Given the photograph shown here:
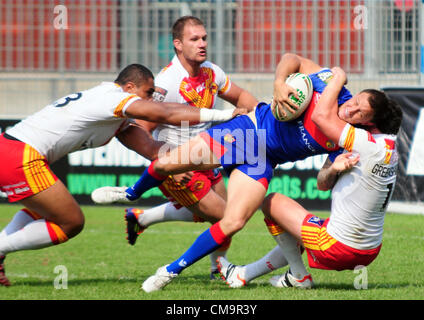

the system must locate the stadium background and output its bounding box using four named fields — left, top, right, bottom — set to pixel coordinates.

left=0, top=0, right=423, bottom=212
